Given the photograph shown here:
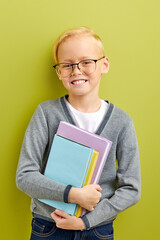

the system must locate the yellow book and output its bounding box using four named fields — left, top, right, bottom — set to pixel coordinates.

left=75, top=150, right=99, bottom=217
